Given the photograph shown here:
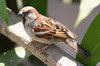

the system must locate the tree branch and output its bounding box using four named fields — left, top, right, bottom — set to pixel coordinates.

left=0, top=8, right=83, bottom=66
